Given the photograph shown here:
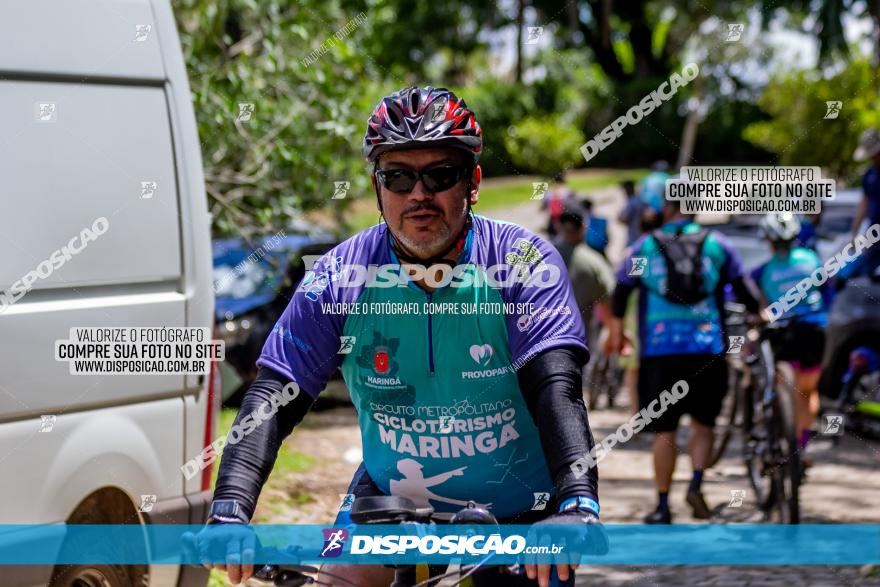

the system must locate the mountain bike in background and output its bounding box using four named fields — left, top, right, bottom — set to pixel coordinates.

left=708, top=304, right=800, bottom=523
left=743, top=323, right=800, bottom=524
left=707, top=302, right=749, bottom=468
left=584, top=350, right=623, bottom=411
